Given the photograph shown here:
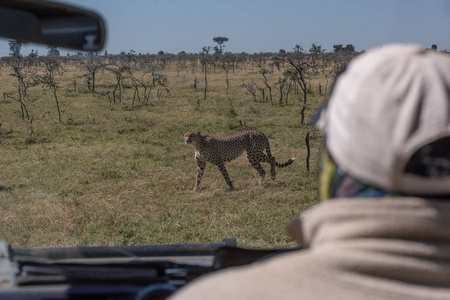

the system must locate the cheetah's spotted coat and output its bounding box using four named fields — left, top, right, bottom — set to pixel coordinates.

left=184, top=130, right=295, bottom=191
